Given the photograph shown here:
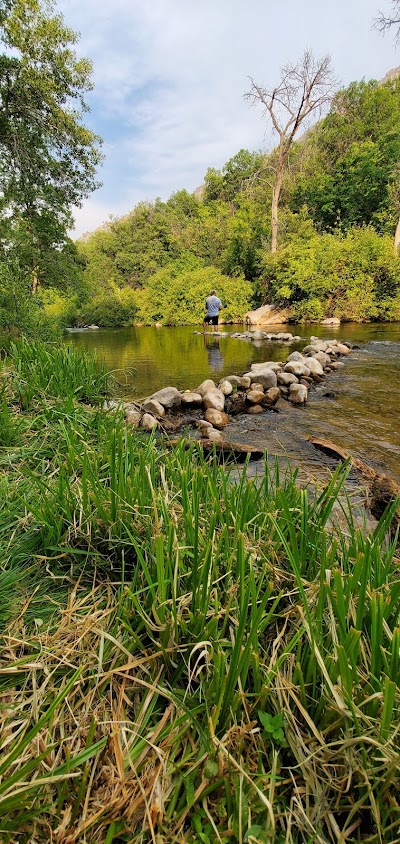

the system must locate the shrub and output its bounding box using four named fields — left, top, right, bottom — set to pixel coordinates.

left=261, top=224, right=400, bottom=321
left=136, top=264, right=253, bottom=324
left=79, top=288, right=139, bottom=327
